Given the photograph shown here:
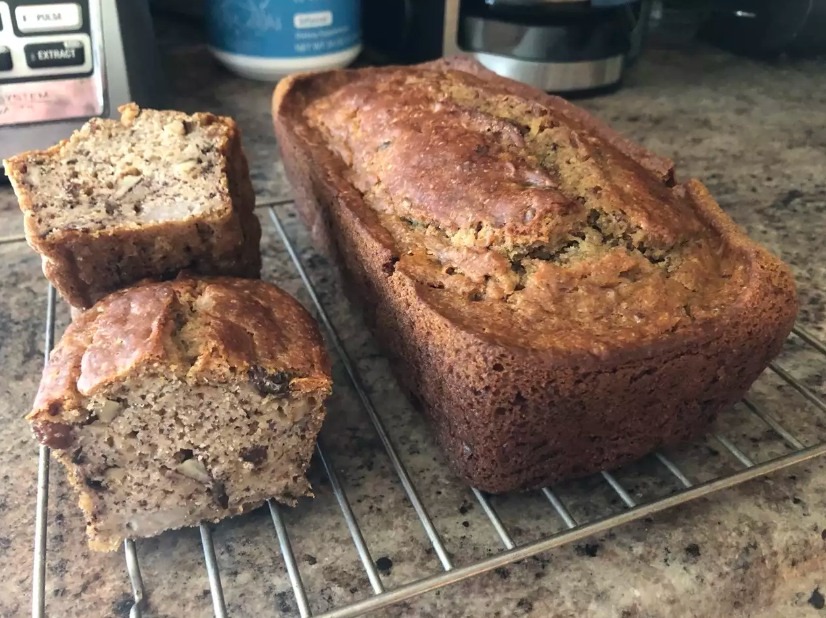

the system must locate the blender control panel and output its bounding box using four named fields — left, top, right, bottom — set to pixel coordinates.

left=0, top=0, right=102, bottom=127
left=0, top=1, right=93, bottom=83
